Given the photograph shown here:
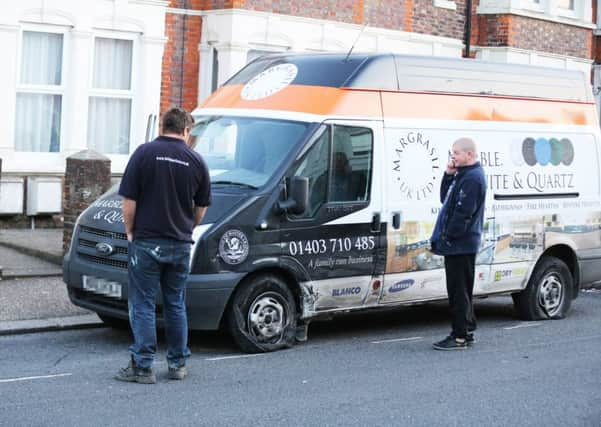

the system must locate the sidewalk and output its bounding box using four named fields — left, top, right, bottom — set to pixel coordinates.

left=0, top=228, right=103, bottom=335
